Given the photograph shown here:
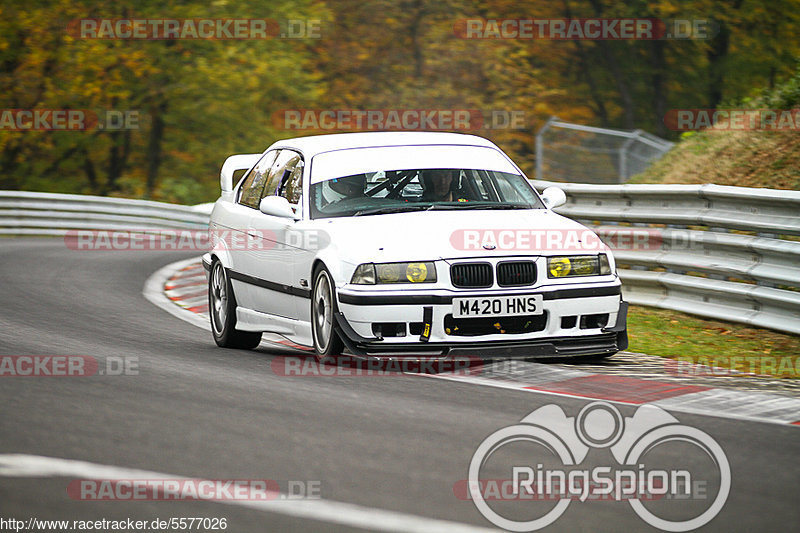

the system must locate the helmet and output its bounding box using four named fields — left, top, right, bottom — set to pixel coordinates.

left=329, top=174, right=367, bottom=196
left=421, top=169, right=458, bottom=196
